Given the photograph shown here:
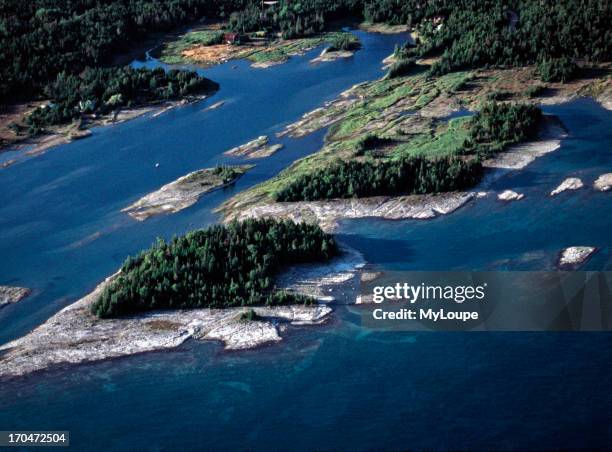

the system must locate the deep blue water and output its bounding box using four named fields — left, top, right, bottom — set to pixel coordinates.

left=1, top=29, right=612, bottom=450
